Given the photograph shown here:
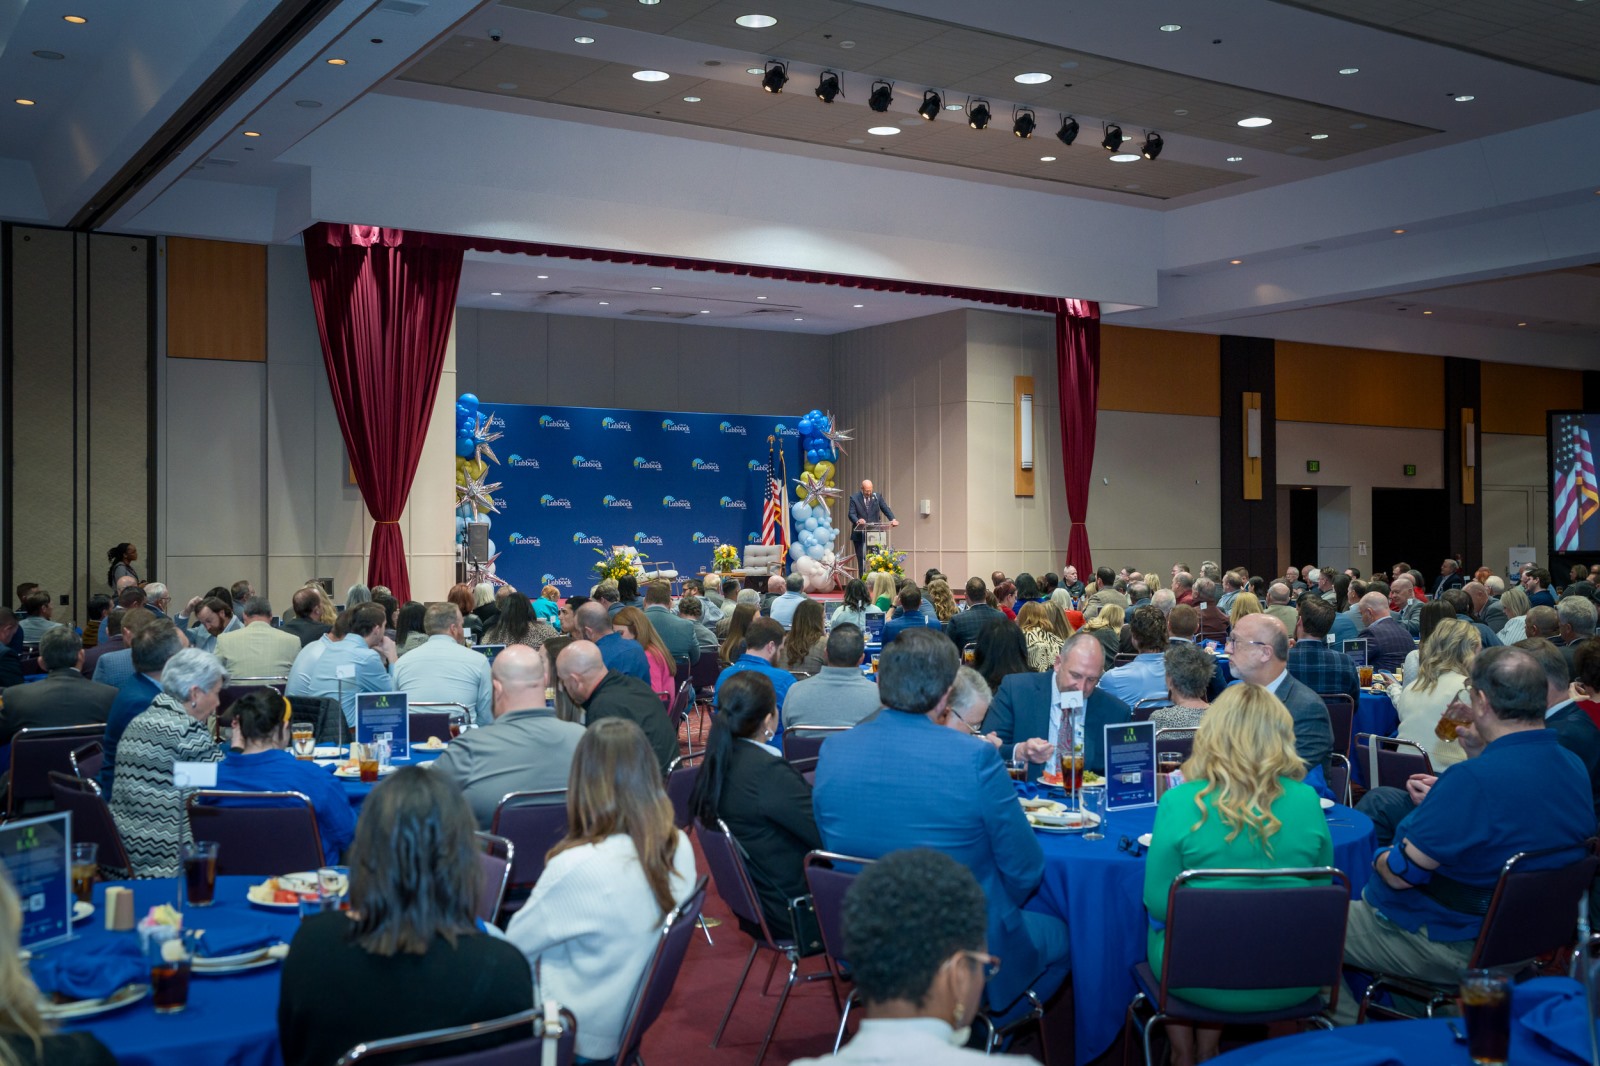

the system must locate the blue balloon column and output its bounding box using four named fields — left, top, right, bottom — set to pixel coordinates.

left=790, top=409, right=843, bottom=589
left=453, top=393, right=503, bottom=585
